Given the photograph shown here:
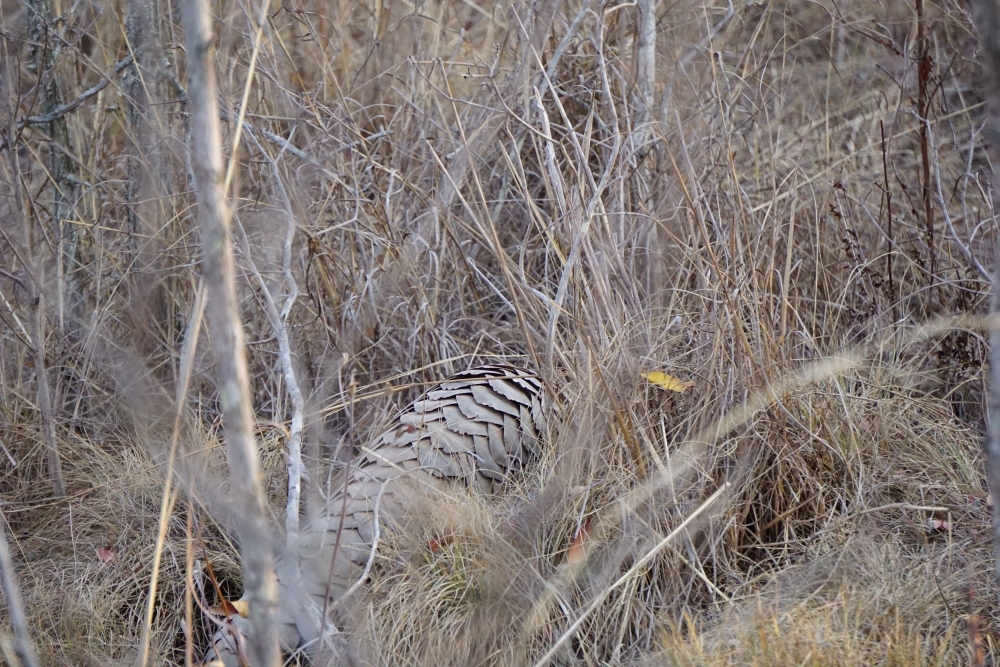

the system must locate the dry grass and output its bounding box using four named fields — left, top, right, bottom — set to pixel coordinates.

left=0, top=0, right=995, bottom=665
